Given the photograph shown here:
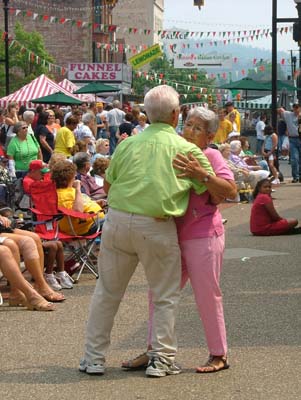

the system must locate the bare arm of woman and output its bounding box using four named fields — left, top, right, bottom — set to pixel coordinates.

left=72, top=180, right=84, bottom=212
left=173, top=153, right=237, bottom=201
left=264, top=200, right=282, bottom=221
left=39, top=135, right=53, bottom=154
left=103, top=179, right=111, bottom=194
left=271, top=133, right=278, bottom=152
